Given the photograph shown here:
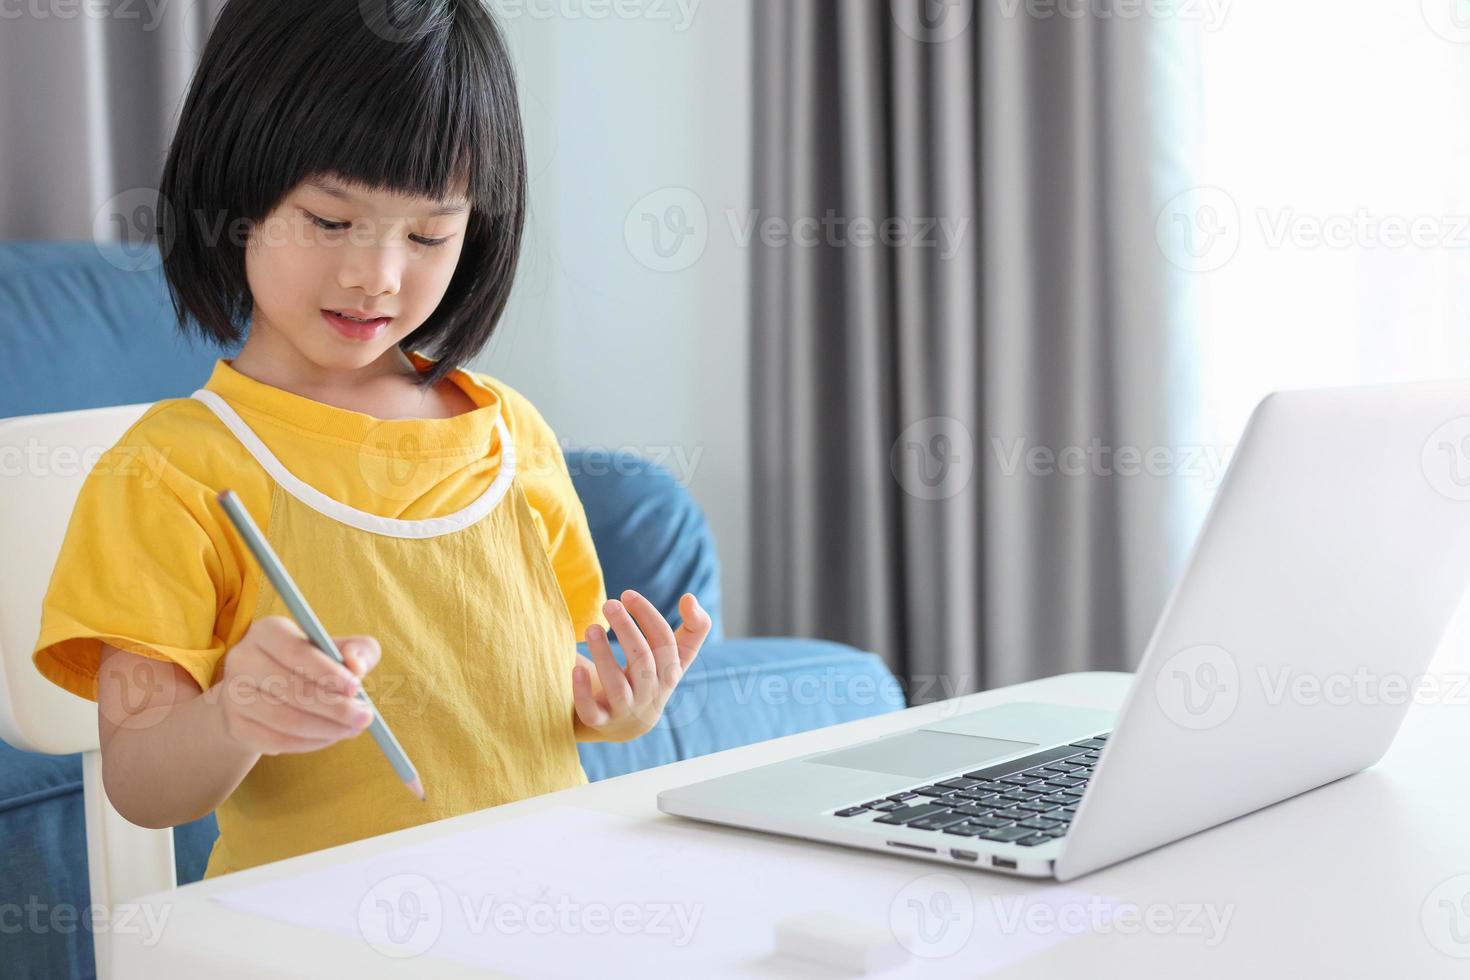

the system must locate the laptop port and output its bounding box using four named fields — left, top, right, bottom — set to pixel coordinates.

left=949, top=849, right=978, bottom=862
left=992, top=856, right=1018, bottom=870
left=886, top=841, right=937, bottom=854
